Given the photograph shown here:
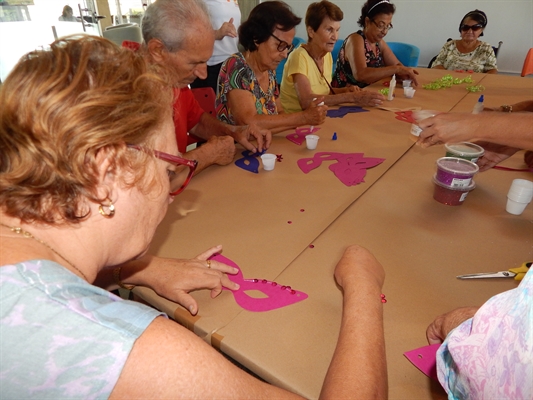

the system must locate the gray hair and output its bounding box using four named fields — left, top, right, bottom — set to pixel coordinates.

left=142, top=0, right=211, bottom=52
